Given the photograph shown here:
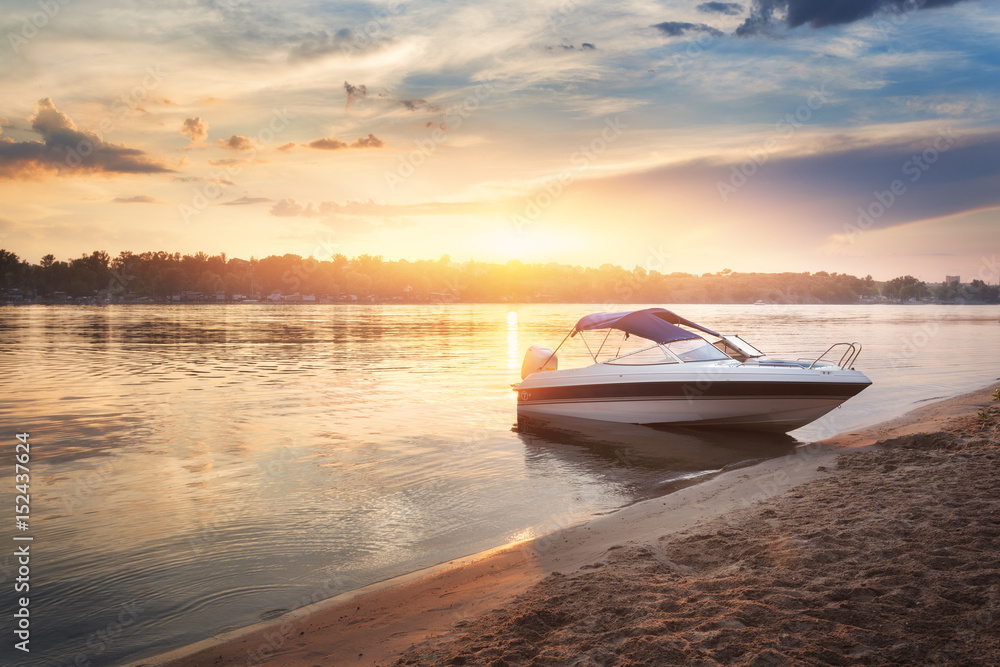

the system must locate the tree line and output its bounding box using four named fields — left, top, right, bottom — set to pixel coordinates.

left=0, top=249, right=997, bottom=304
